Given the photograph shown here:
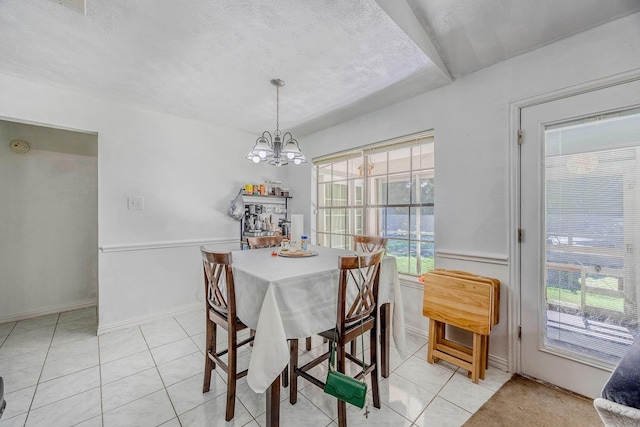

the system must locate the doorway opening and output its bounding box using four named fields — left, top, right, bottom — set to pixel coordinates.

left=0, top=118, right=99, bottom=324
